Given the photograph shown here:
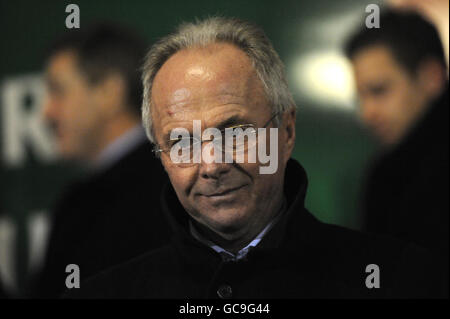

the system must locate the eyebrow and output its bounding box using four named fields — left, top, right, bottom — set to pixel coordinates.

left=214, top=115, right=250, bottom=130
left=161, top=114, right=250, bottom=143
